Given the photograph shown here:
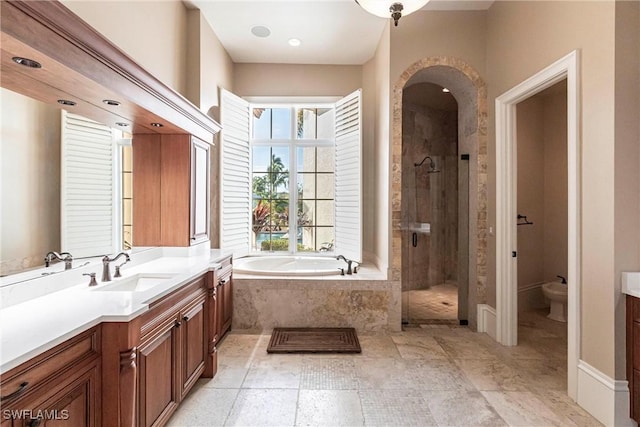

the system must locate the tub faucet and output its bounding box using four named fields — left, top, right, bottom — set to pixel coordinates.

left=44, top=251, right=73, bottom=270
left=337, top=255, right=358, bottom=275
left=102, top=252, right=130, bottom=282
